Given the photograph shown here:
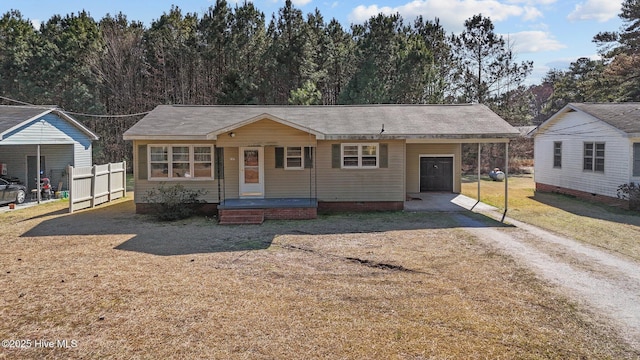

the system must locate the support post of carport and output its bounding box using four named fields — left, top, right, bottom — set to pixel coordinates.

left=472, top=143, right=481, bottom=210
left=477, top=143, right=481, bottom=201
left=501, top=141, right=509, bottom=222
left=36, top=144, right=41, bottom=204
